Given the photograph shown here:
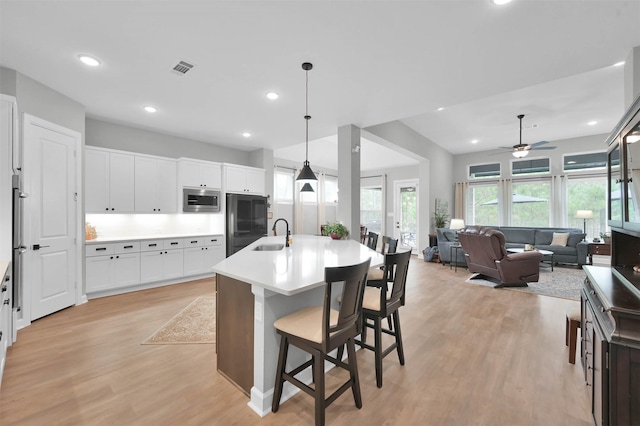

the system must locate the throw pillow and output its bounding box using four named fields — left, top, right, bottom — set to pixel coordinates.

left=567, top=233, right=586, bottom=247
left=550, top=232, right=570, bottom=247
